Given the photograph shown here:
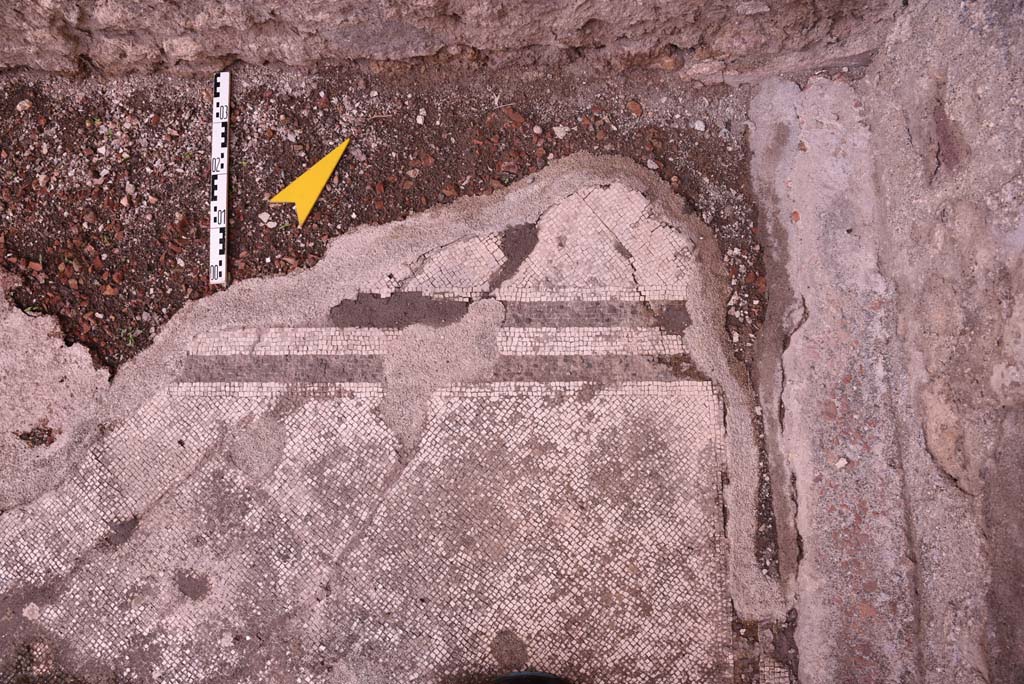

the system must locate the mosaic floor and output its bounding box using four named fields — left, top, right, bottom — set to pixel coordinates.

left=0, top=184, right=732, bottom=683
